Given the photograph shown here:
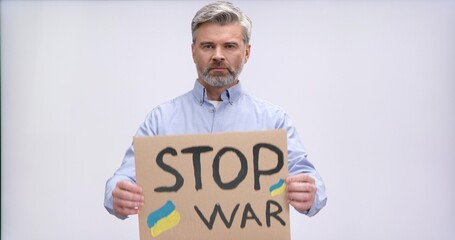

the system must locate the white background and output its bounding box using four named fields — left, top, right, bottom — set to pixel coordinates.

left=2, top=0, right=455, bottom=239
